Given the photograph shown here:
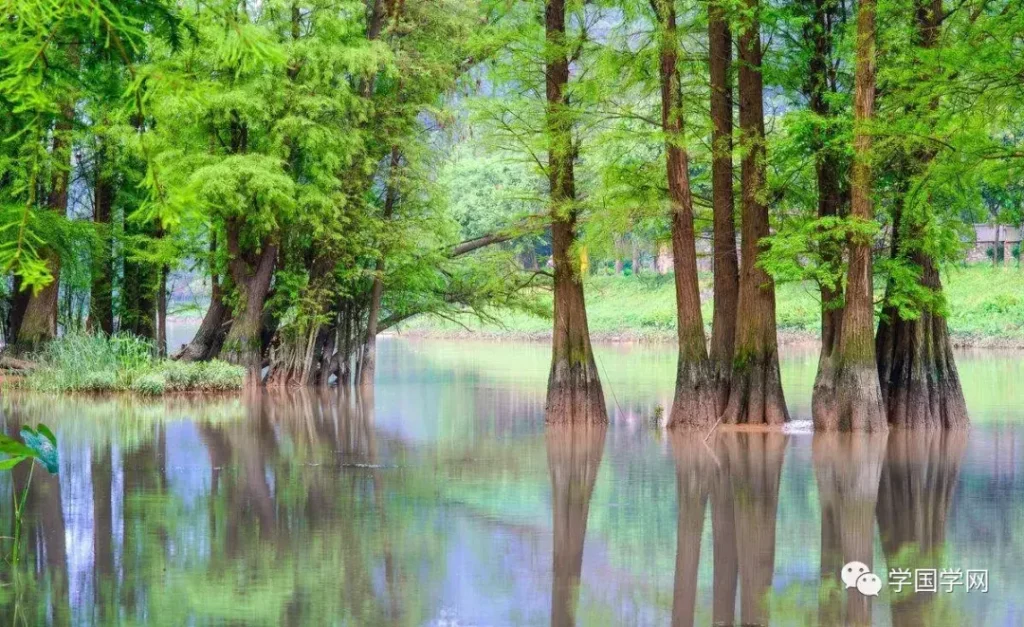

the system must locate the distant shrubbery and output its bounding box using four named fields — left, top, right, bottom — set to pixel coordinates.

left=19, top=333, right=246, bottom=395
